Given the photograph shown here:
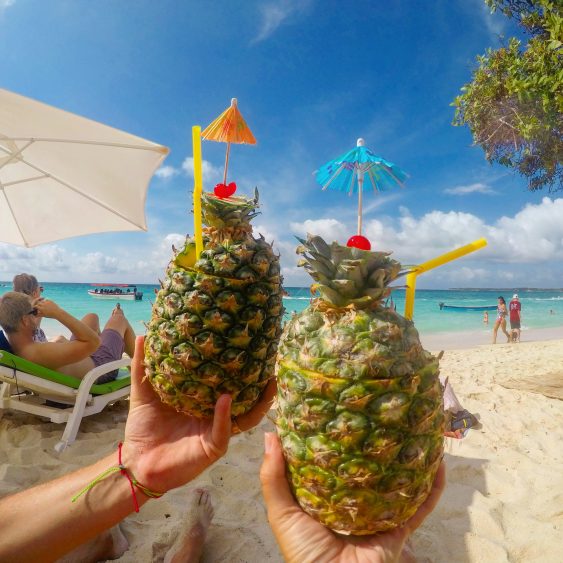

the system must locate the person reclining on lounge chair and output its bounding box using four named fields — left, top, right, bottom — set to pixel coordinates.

left=0, top=292, right=135, bottom=383
left=12, top=273, right=48, bottom=343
